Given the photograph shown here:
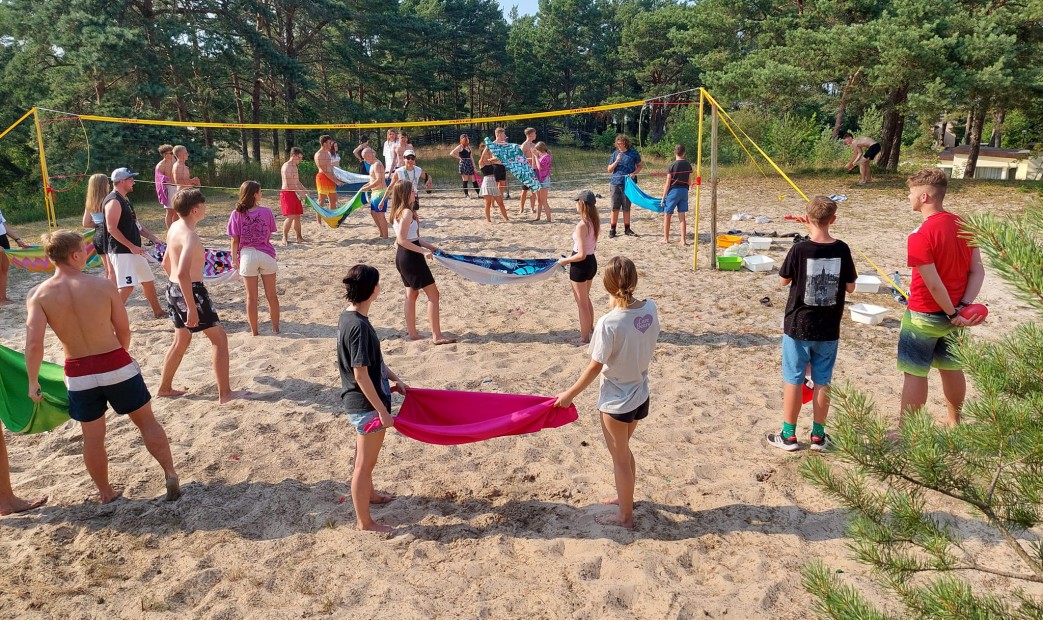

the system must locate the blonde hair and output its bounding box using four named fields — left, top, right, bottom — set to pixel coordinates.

left=806, top=196, right=838, bottom=225
left=603, top=256, right=638, bottom=309
left=84, top=173, right=109, bottom=215
left=535, top=142, right=549, bottom=154
left=43, top=230, right=83, bottom=263
left=389, top=181, right=415, bottom=224
left=907, top=168, right=948, bottom=198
